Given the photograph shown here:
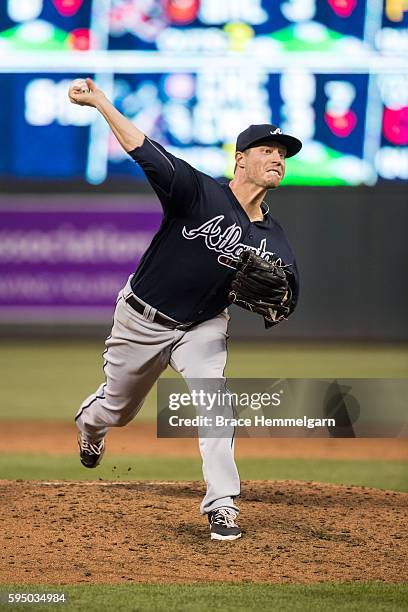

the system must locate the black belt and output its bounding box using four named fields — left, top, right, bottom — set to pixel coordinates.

left=125, top=295, right=196, bottom=331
